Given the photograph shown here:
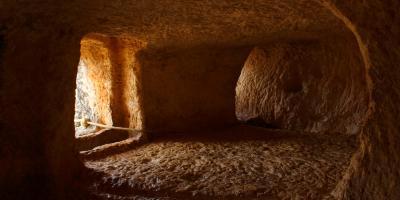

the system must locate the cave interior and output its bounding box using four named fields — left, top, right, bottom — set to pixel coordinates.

left=1, top=0, right=400, bottom=200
